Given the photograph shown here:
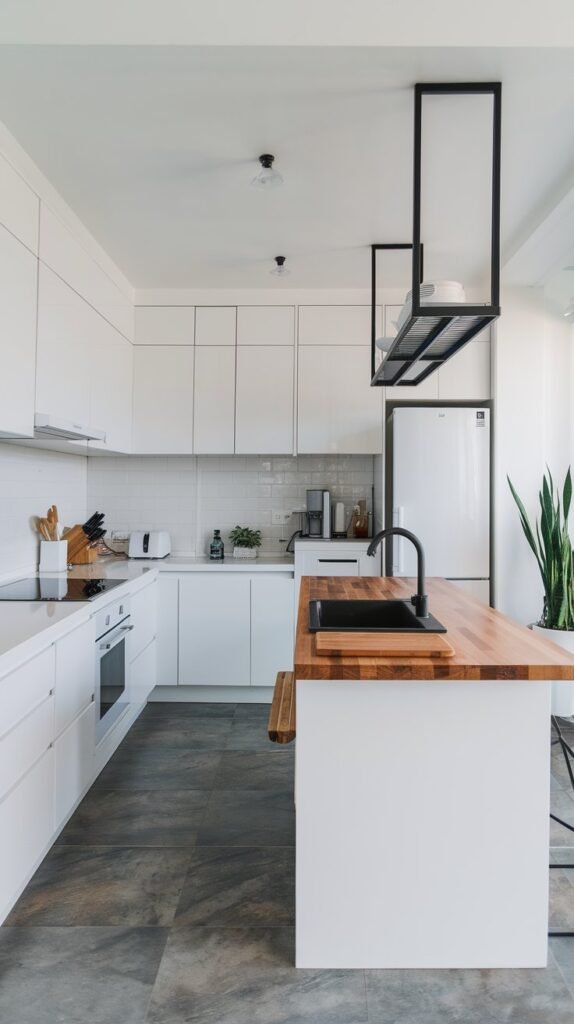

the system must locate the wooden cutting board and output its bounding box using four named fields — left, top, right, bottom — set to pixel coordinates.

left=314, top=631, right=455, bottom=659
